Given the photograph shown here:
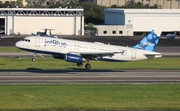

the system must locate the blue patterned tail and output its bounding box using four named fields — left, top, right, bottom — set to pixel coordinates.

left=133, top=29, right=161, bottom=51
